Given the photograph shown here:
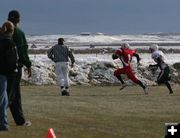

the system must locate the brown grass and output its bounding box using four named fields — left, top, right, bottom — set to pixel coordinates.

left=0, top=85, right=180, bottom=138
